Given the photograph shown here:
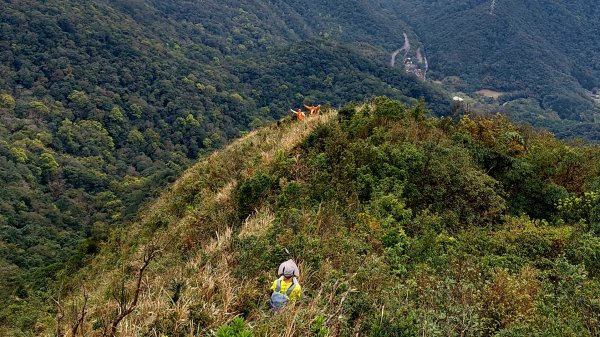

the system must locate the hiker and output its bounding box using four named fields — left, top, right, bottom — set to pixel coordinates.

left=290, top=108, right=305, bottom=121
left=269, top=259, right=302, bottom=310
left=304, top=105, right=321, bottom=116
